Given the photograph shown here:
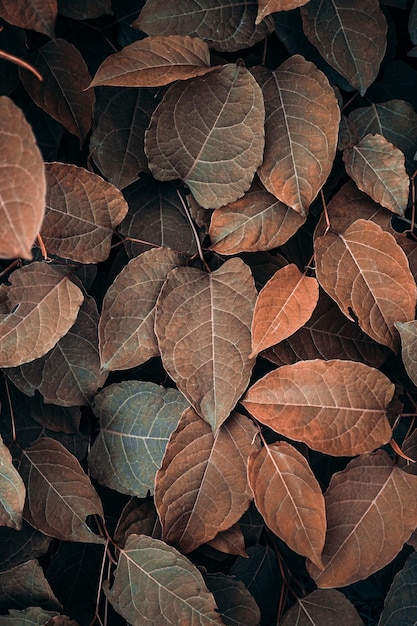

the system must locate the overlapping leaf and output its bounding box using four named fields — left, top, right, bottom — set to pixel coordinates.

left=57, top=0, right=112, bottom=19
left=0, top=607, right=66, bottom=624
left=307, top=451, right=417, bottom=588
left=280, top=589, right=364, bottom=626
left=145, top=63, right=265, bottom=209
left=0, top=0, right=56, bottom=37
left=0, top=263, right=84, bottom=368
left=204, top=573, right=261, bottom=626
left=155, top=408, right=259, bottom=553
left=155, top=258, right=257, bottom=431
left=0, top=97, right=45, bottom=260
left=0, top=435, right=25, bottom=530
left=0, top=521, right=51, bottom=573
left=0, top=559, right=61, bottom=613
left=253, top=56, right=340, bottom=215
left=88, top=381, right=189, bottom=496
left=206, top=524, right=247, bottom=557
left=395, top=320, right=417, bottom=387
left=242, top=359, right=394, bottom=456
left=379, top=552, right=417, bottom=625
left=256, top=0, right=310, bottom=24
left=315, top=219, right=417, bottom=352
